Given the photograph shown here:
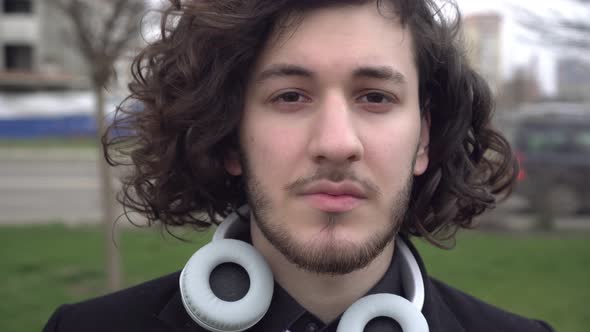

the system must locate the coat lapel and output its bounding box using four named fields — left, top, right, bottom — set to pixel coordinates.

left=422, top=278, right=467, bottom=332
left=402, top=237, right=466, bottom=332
left=157, top=290, right=207, bottom=332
